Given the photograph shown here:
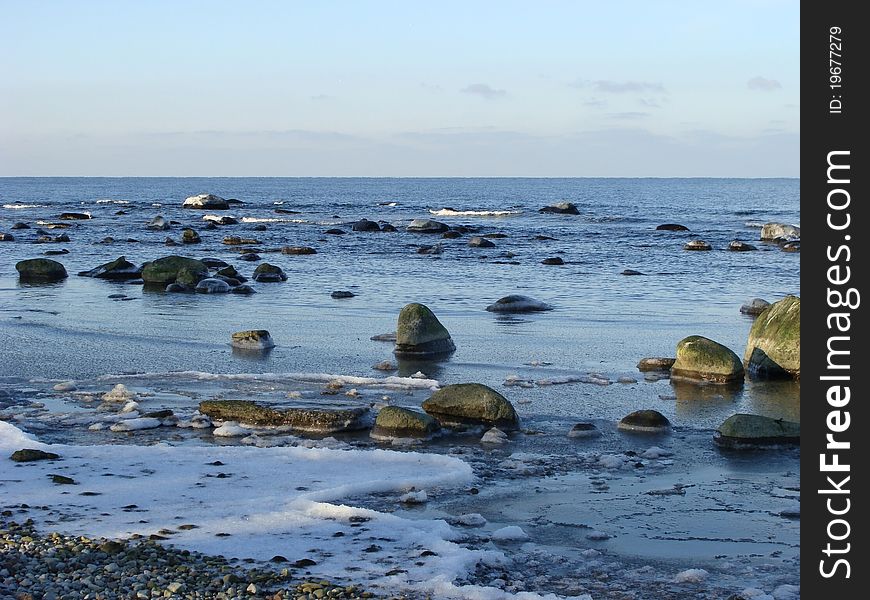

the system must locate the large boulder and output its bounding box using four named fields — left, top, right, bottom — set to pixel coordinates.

left=15, top=258, right=68, bottom=282
left=760, top=223, right=800, bottom=241
left=539, top=202, right=579, bottom=215
left=352, top=218, right=381, bottom=232
left=743, top=295, right=800, bottom=379
left=485, top=295, right=553, bottom=313
left=407, top=219, right=449, bottom=234
left=252, top=263, right=287, bottom=282
left=394, top=303, right=456, bottom=358
left=422, top=383, right=519, bottom=430
left=183, top=194, right=229, bottom=210
left=671, top=336, right=744, bottom=384
left=78, top=256, right=142, bottom=280
left=617, top=410, right=671, bottom=433
left=370, top=406, right=440, bottom=440
left=713, top=413, right=800, bottom=449
left=198, top=400, right=370, bottom=433
left=141, top=256, right=208, bottom=287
